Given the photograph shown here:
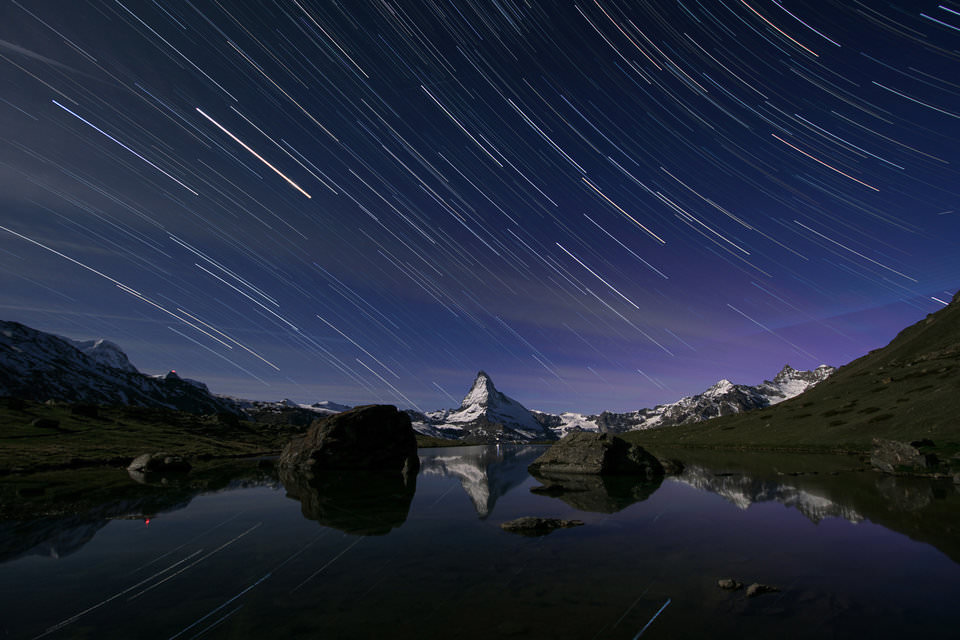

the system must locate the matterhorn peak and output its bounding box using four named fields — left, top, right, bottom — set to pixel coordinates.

left=462, top=370, right=499, bottom=409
